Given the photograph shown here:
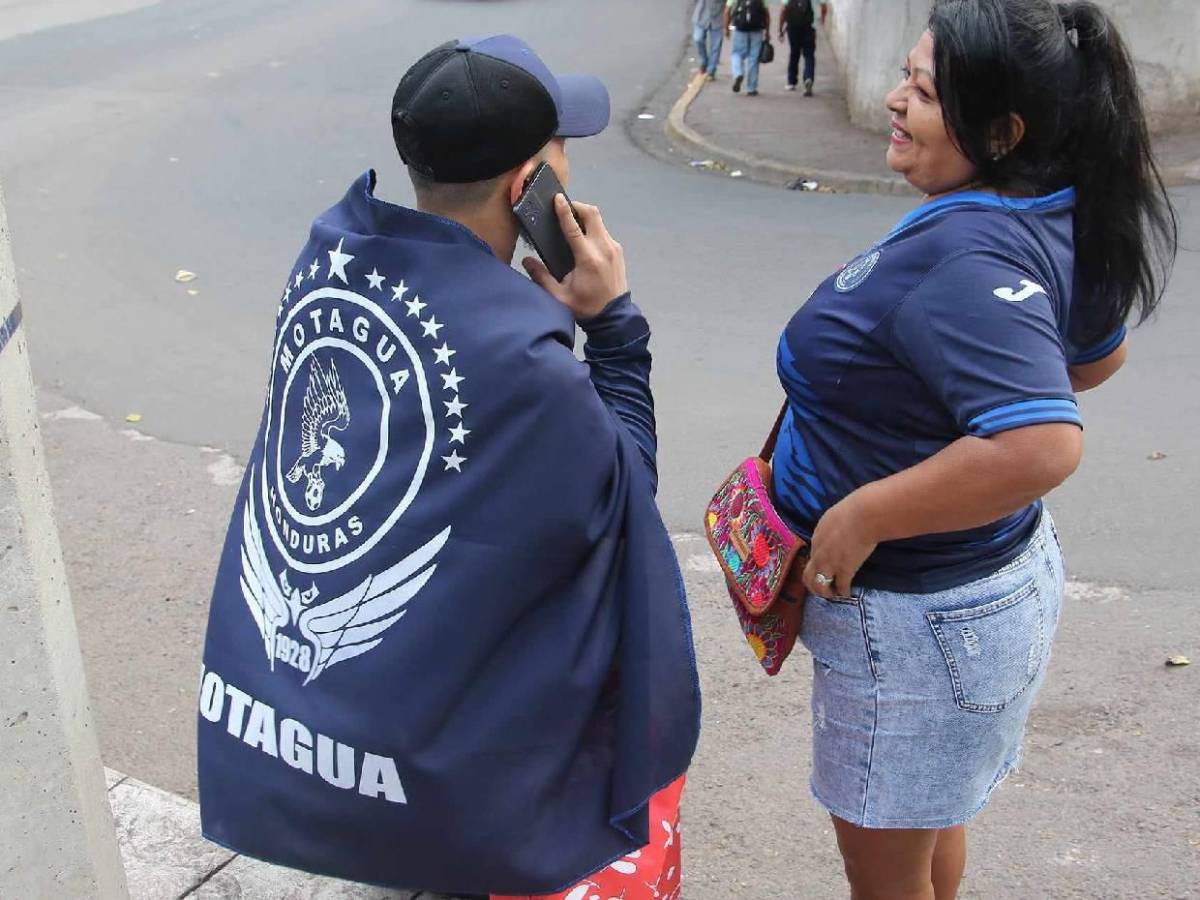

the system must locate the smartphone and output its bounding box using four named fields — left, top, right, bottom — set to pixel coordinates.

left=513, top=162, right=582, bottom=282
